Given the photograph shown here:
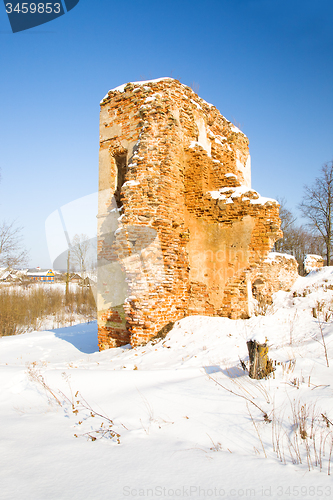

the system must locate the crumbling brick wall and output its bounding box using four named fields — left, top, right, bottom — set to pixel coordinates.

left=249, top=252, right=299, bottom=312
left=97, top=78, right=282, bottom=349
left=304, top=254, right=324, bottom=274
